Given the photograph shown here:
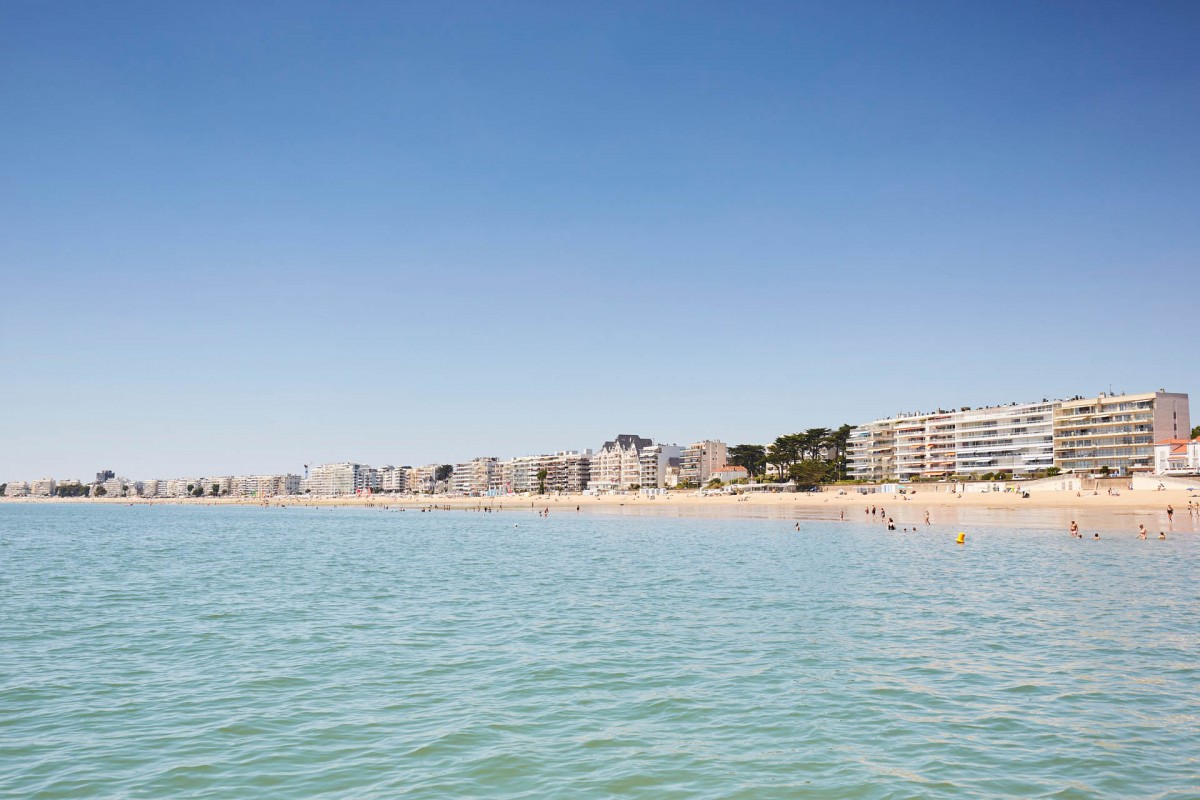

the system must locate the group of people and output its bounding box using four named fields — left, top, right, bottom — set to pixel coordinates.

left=1069, top=519, right=1168, bottom=540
